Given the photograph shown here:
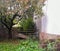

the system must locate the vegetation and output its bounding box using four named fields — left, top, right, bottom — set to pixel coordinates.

left=19, top=17, right=35, bottom=31
left=40, top=39, right=60, bottom=51
left=0, top=8, right=21, bottom=39
left=0, top=0, right=44, bottom=51
left=0, top=39, right=60, bottom=51
left=0, top=39, right=39, bottom=51
left=0, top=0, right=43, bottom=39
